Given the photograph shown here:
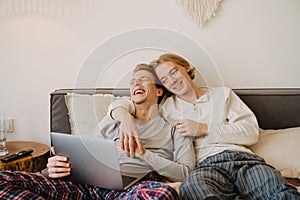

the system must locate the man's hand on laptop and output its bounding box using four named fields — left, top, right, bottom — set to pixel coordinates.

left=47, top=147, right=71, bottom=178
